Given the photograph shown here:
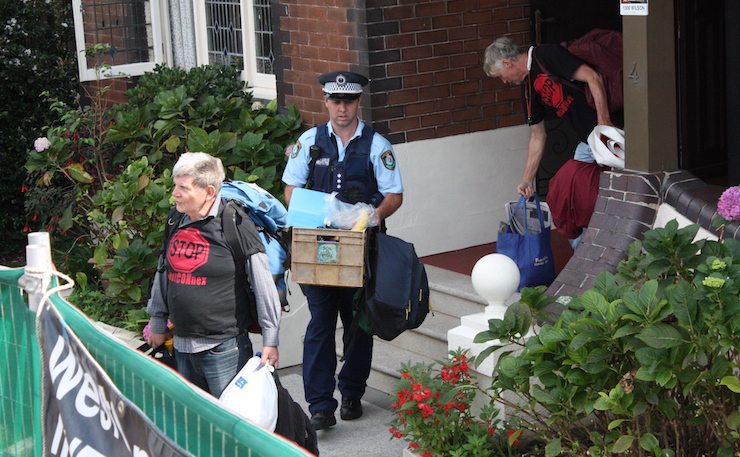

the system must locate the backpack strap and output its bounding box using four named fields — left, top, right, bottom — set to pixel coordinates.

left=157, top=207, right=185, bottom=273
